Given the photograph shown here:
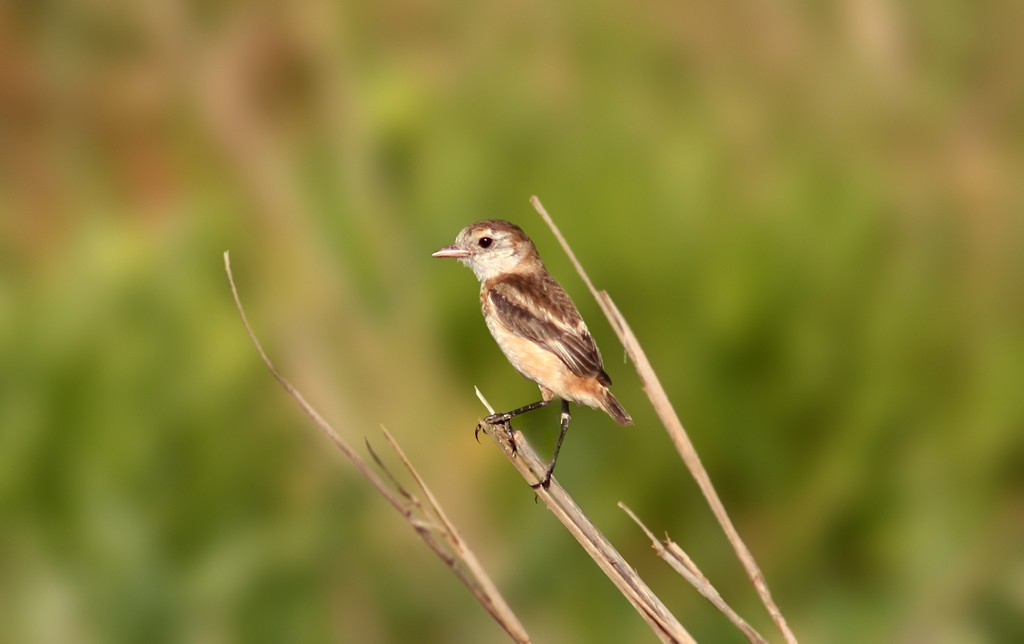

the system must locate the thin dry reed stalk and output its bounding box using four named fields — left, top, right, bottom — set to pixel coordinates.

left=226, top=191, right=795, bottom=642
left=620, top=504, right=768, bottom=644
left=530, top=196, right=797, bottom=644
left=224, top=251, right=531, bottom=644
left=474, top=390, right=696, bottom=644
